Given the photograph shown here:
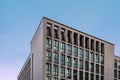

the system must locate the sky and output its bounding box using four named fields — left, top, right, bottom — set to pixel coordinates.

left=0, top=0, right=120, bottom=80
